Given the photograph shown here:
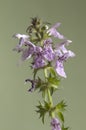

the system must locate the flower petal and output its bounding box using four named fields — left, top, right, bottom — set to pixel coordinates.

left=43, top=44, right=55, bottom=61
left=13, top=33, right=29, bottom=47
left=32, top=54, right=46, bottom=69
left=55, top=60, right=67, bottom=78
left=47, top=23, right=65, bottom=39
left=21, top=48, right=31, bottom=61
left=67, top=50, right=75, bottom=57
left=13, top=33, right=29, bottom=39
